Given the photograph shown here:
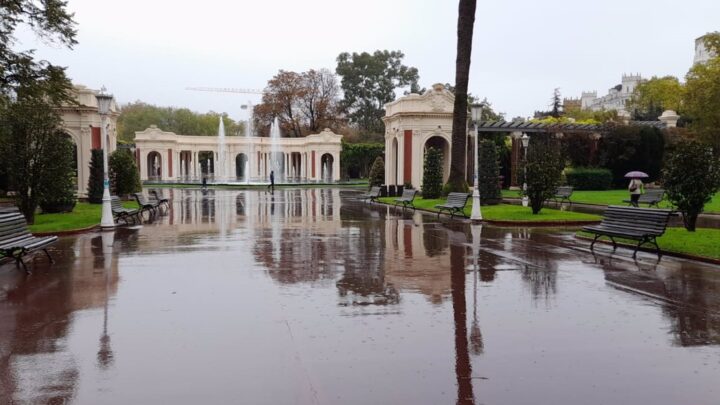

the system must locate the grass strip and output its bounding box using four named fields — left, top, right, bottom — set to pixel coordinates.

left=577, top=228, right=720, bottom=260
left=29, top=201, right=139, bottom=234
left=502, top=189, right=720, bottom=213
left=377, top=197, right=599, bottom=222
